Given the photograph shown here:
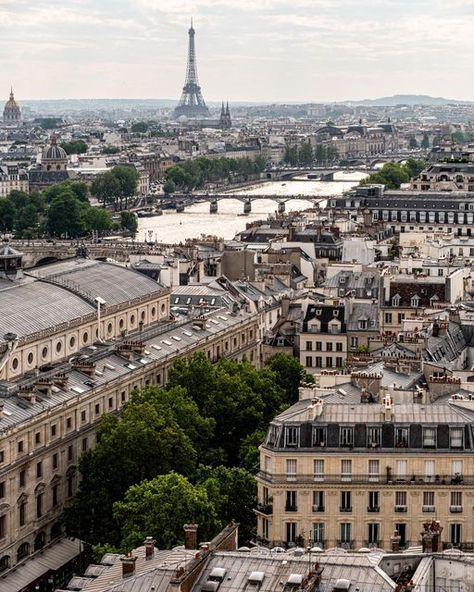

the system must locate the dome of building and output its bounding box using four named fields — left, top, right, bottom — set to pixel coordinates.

left=3, top=88, right=21, bottom=124
left=42, top=135, right=68, bottom=162
left=41, top=135, right=68, bottom=172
